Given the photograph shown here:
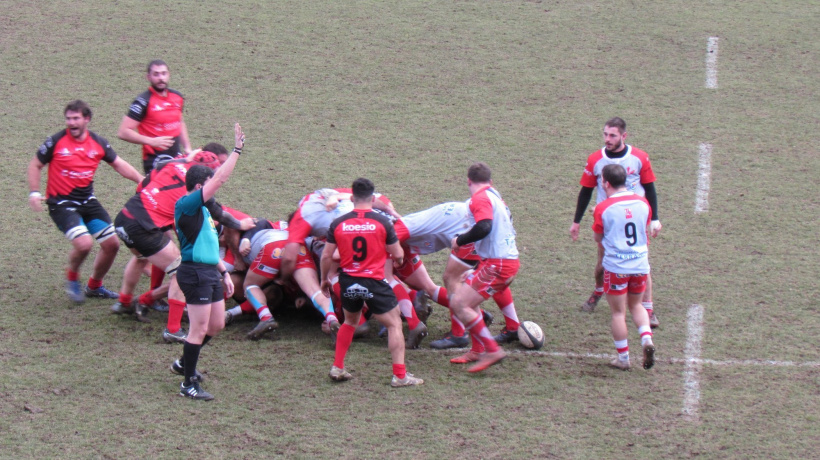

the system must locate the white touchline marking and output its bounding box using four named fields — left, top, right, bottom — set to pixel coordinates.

left=421, top=348, right=820, bottom=368
left=706, top=37, right=719, bottom=89
left=682, top=304, right=704, bottom=421
left=695, top=143, right=712, bottom=213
